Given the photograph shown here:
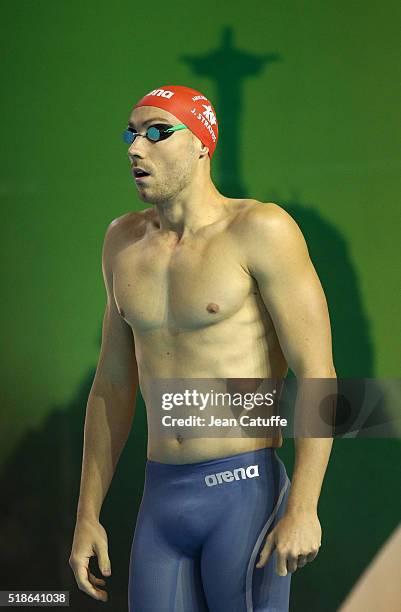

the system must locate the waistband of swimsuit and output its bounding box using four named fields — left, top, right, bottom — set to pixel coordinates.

left=146, top=446, right=280, bottom=474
